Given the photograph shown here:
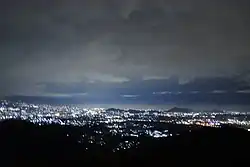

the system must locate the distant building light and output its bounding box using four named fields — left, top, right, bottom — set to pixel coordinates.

left=55, top=113, right=60, bottom=117
left=248, top=129, right=250, bottom=132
